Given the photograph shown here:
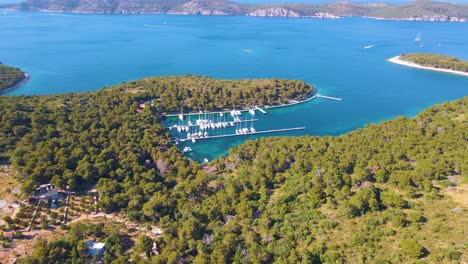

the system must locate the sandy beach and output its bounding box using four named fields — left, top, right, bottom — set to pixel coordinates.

left=388, top=56, right=468, bottom=77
